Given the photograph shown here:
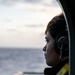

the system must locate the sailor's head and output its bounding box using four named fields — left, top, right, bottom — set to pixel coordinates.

left=43, top=13, right=69, bottom=67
